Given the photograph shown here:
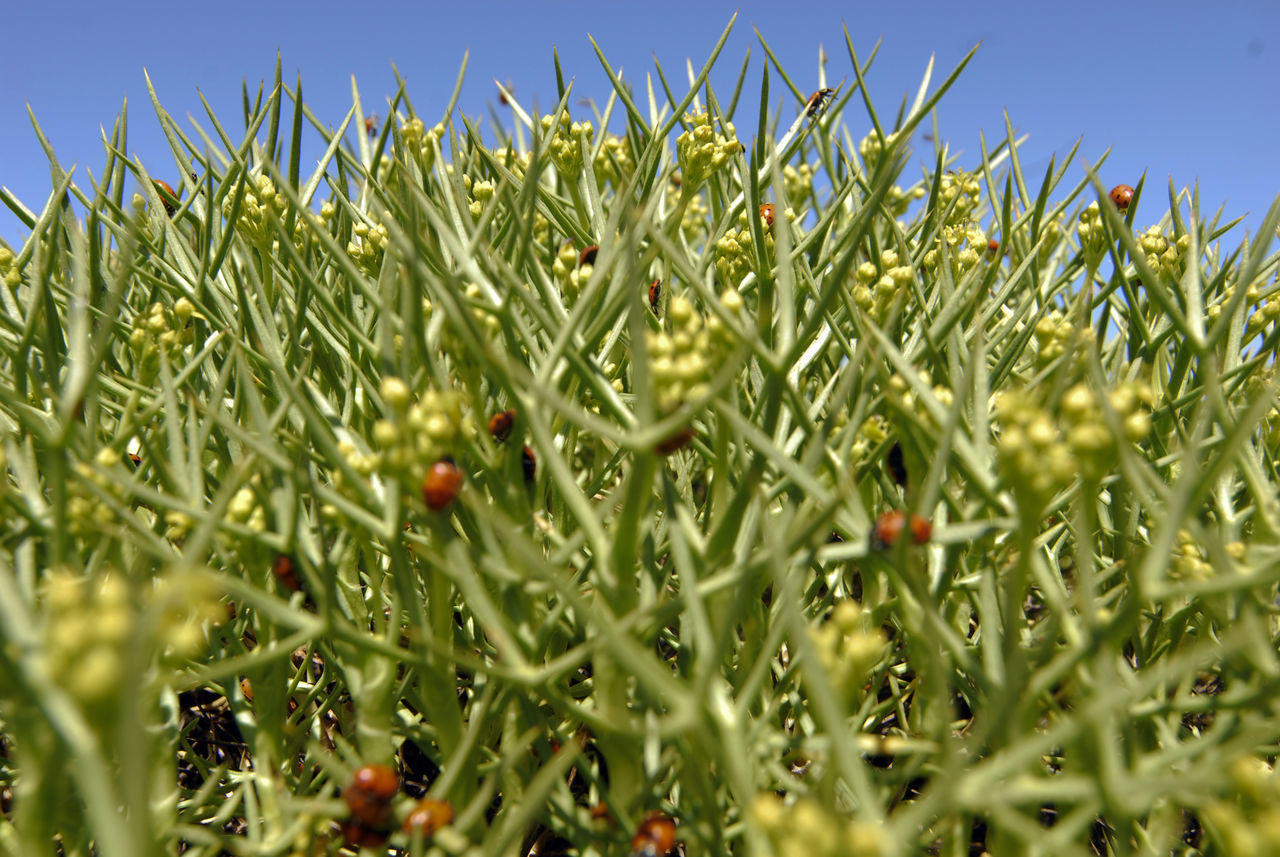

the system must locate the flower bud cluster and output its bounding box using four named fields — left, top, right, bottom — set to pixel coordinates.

left=751, top=794, right=888, bottom=857
left=227, top=476, right=267, bottom=533
left=369, top=378, right=465, bottom=487
left=67, top=447, right=128, bottom=535
left=715, top=207, right=776, bottom=289
left=809, top=601, right=887, bottom=705
left=922, top=224, right=987, bottom=276
left=857, top=130, right=898, bottom=176
left=675, top=112, right=740, bottom=190
left=849, top=415, right=889, bottom=466
left=400, top=117, right=445, bottom=176
left=1076, top=202, right=1109, bottom=266
left=994, top=392, right=1079, bottom=507
left=885, top=371, right=953, bottom=430
left=149, top=568, right=224, bottom=662
left=347, top=216, right=390, bottom=277
left=996, top=381, right=1153, bottom=504
left=886, top=183, right=927, bottom=216
left=0, top=246, right=20, bottom=288
left=552, top=242, right=592, bottom=304
left=853, top=249, right=917, bottom=323
left=1137, top=226, right=1191, bottom=279
left=541, top=113, right=594, bottom=182
left=41, top=570, right=135, bottom=705
left=1032, top=312, right=1077, bottom=368
left=129, top=299, right=196, bottom=382
left=1204, top=756, right=1280, bottom=855
left=222, top=174, right=289, bottom=246
left=1229, top=284, right=1267, bottom=331
left=783, top=163, right=815, bottom=201
left=1170, top=529, right=1215, bottom=581
left=647, top=292, right=743, bottom=416
left=593, top=134, right=634, bottom=189
left=937, top=170, right=981, bottom=225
